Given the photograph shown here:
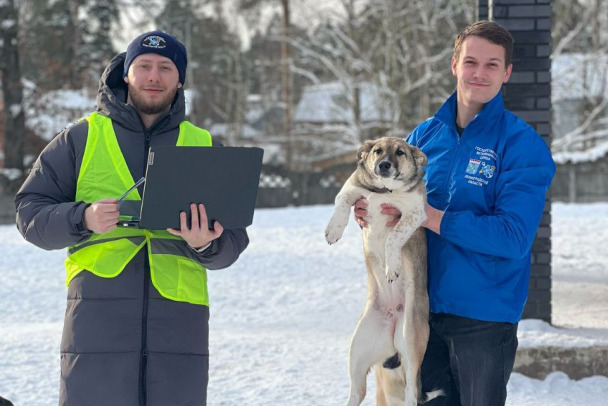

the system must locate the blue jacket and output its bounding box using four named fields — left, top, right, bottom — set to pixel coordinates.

left=407, top=91, right=555, bottom=323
